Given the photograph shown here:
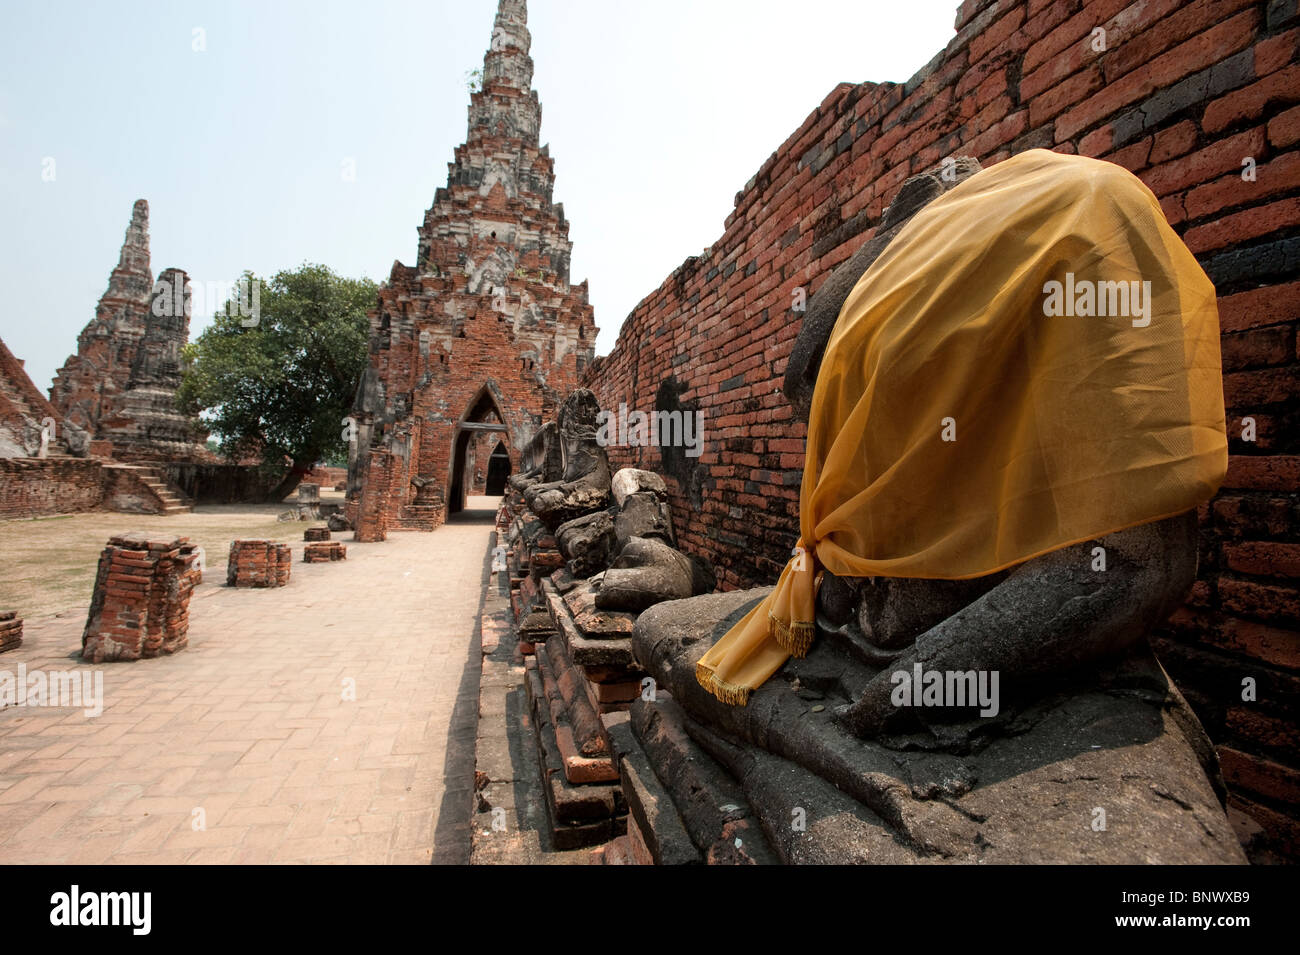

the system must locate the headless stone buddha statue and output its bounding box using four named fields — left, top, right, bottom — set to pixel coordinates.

left=524, top=389, right=612, bottom=528
left=509, top=420, right=563, bottom=494
left=631, top=155, right=1246, bottom=863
